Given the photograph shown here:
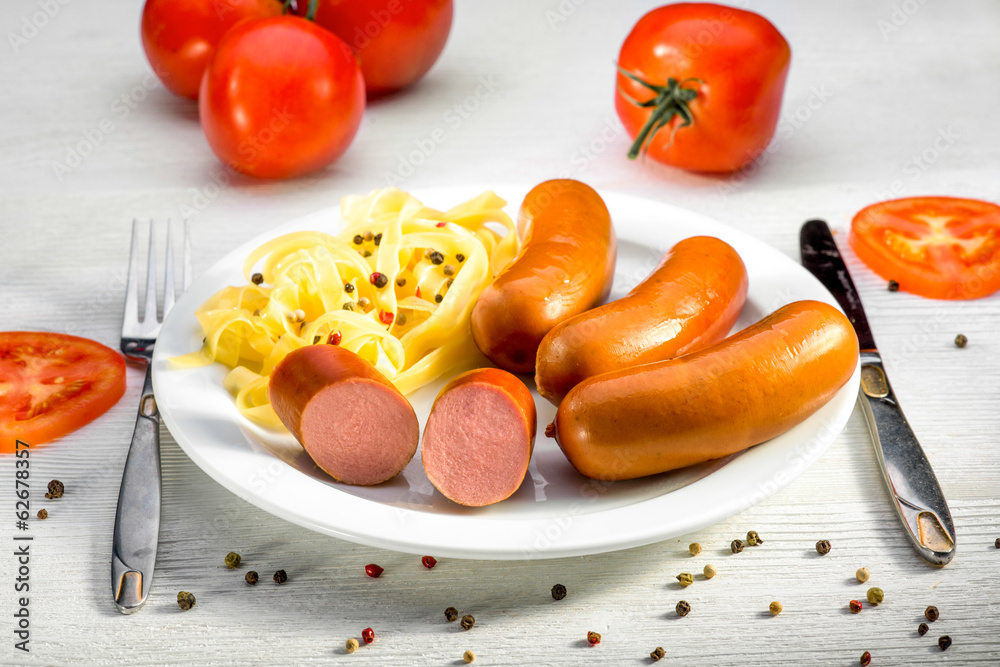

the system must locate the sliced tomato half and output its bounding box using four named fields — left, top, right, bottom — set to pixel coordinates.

left=0, top=332, right=126, bottom=452
left=850, top=196, right=1000, bottom=300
